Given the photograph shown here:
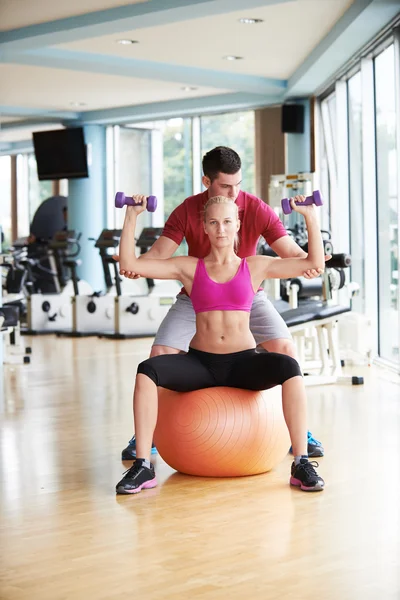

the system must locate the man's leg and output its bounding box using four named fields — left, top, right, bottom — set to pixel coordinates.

left=260, top=337, right=297, bottom=358
left=121, top=294, right=197, bottom=460
left=249, top=291, right=324, bottom=458
left=150, top=344, right=181, bottom=358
